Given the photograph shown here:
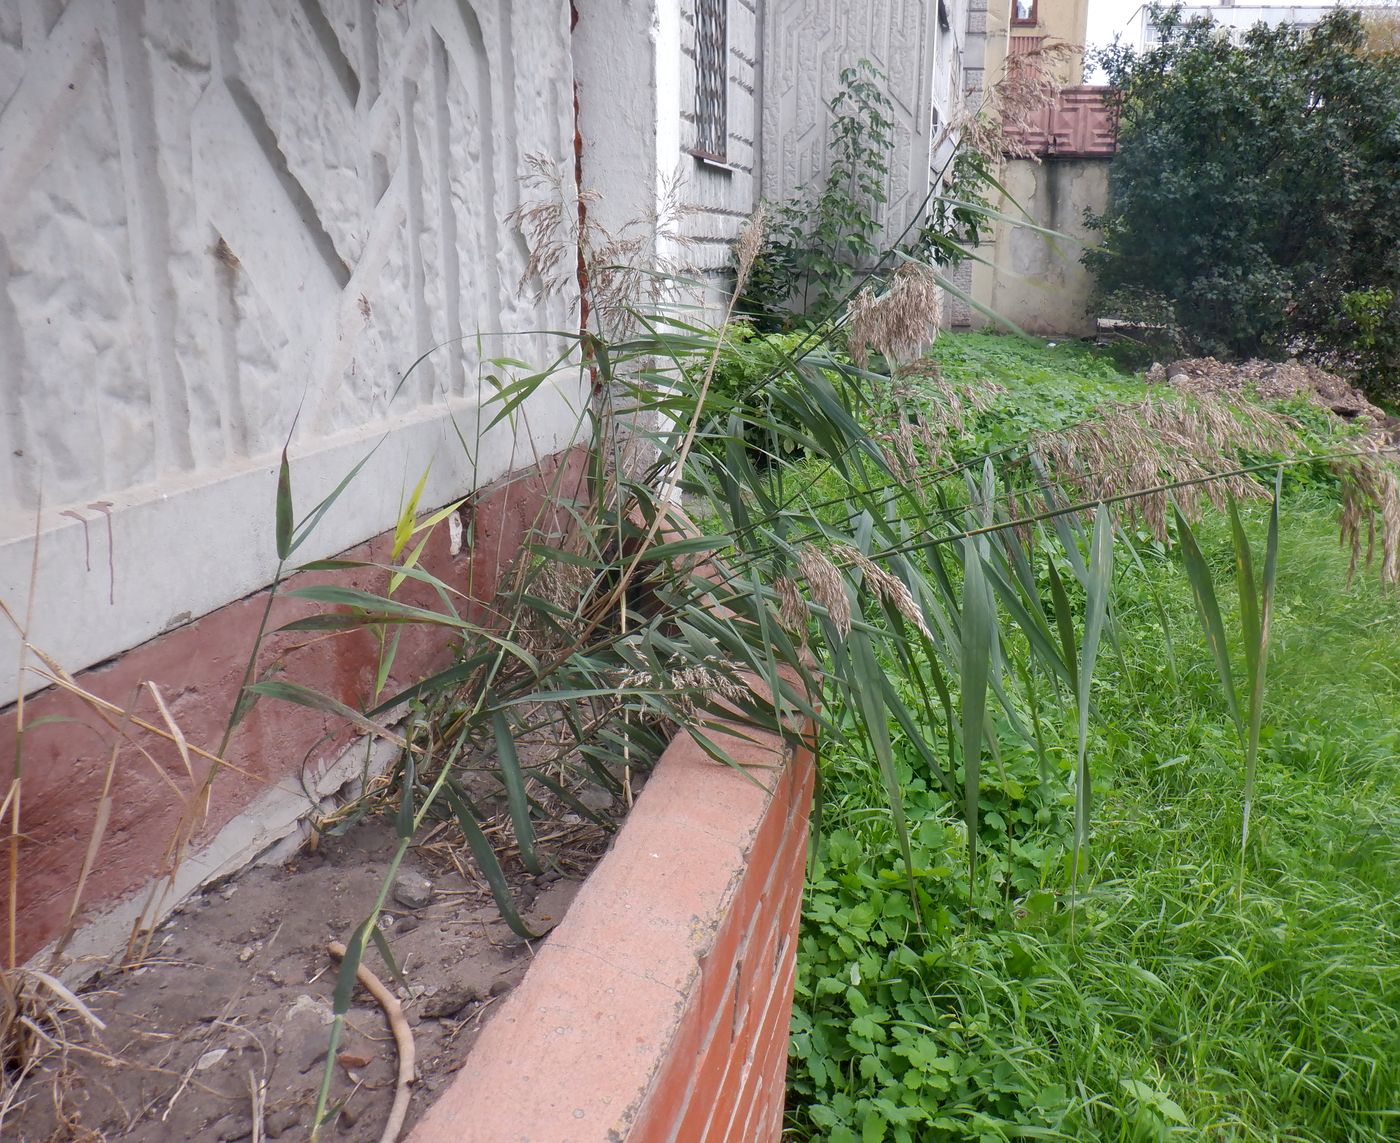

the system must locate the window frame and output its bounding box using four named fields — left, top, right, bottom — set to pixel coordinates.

left=1011, top=0, right=1038, bottom=27
left=692, top=0, right=730, bottom=165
